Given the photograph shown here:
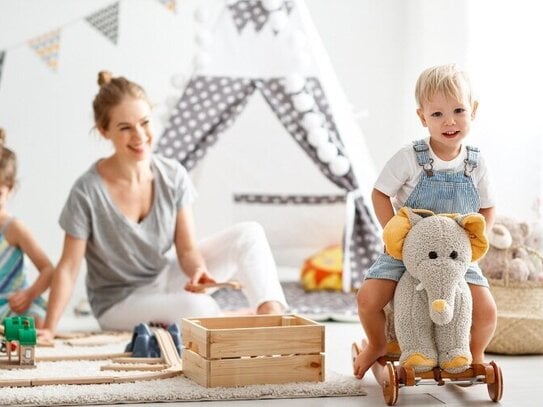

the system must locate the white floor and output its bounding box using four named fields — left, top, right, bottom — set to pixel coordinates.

left=61, top=314, right=543, bottom=407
